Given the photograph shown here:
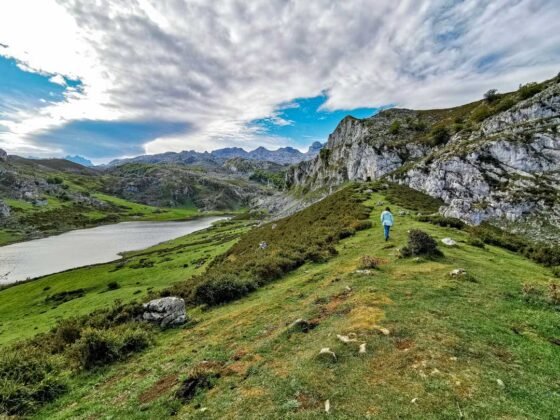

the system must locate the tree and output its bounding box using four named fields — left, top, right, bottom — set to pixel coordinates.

left=484, top=89, right=499, bottom=103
